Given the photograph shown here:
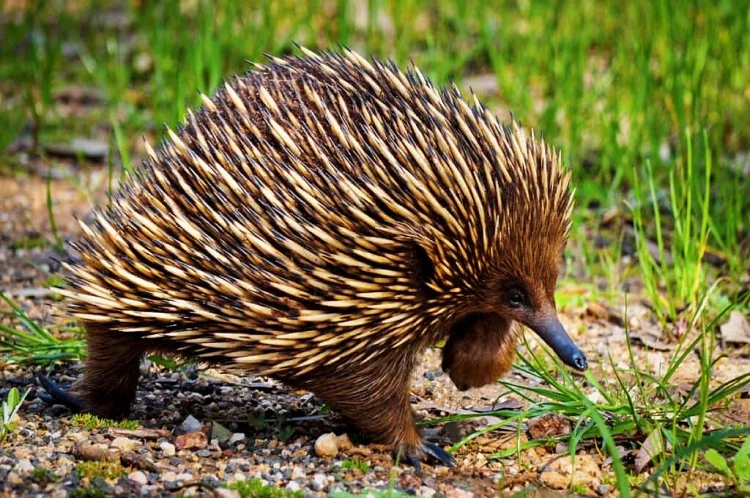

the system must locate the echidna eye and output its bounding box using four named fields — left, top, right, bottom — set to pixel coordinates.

left=507, top=289, right=526, bottom=308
